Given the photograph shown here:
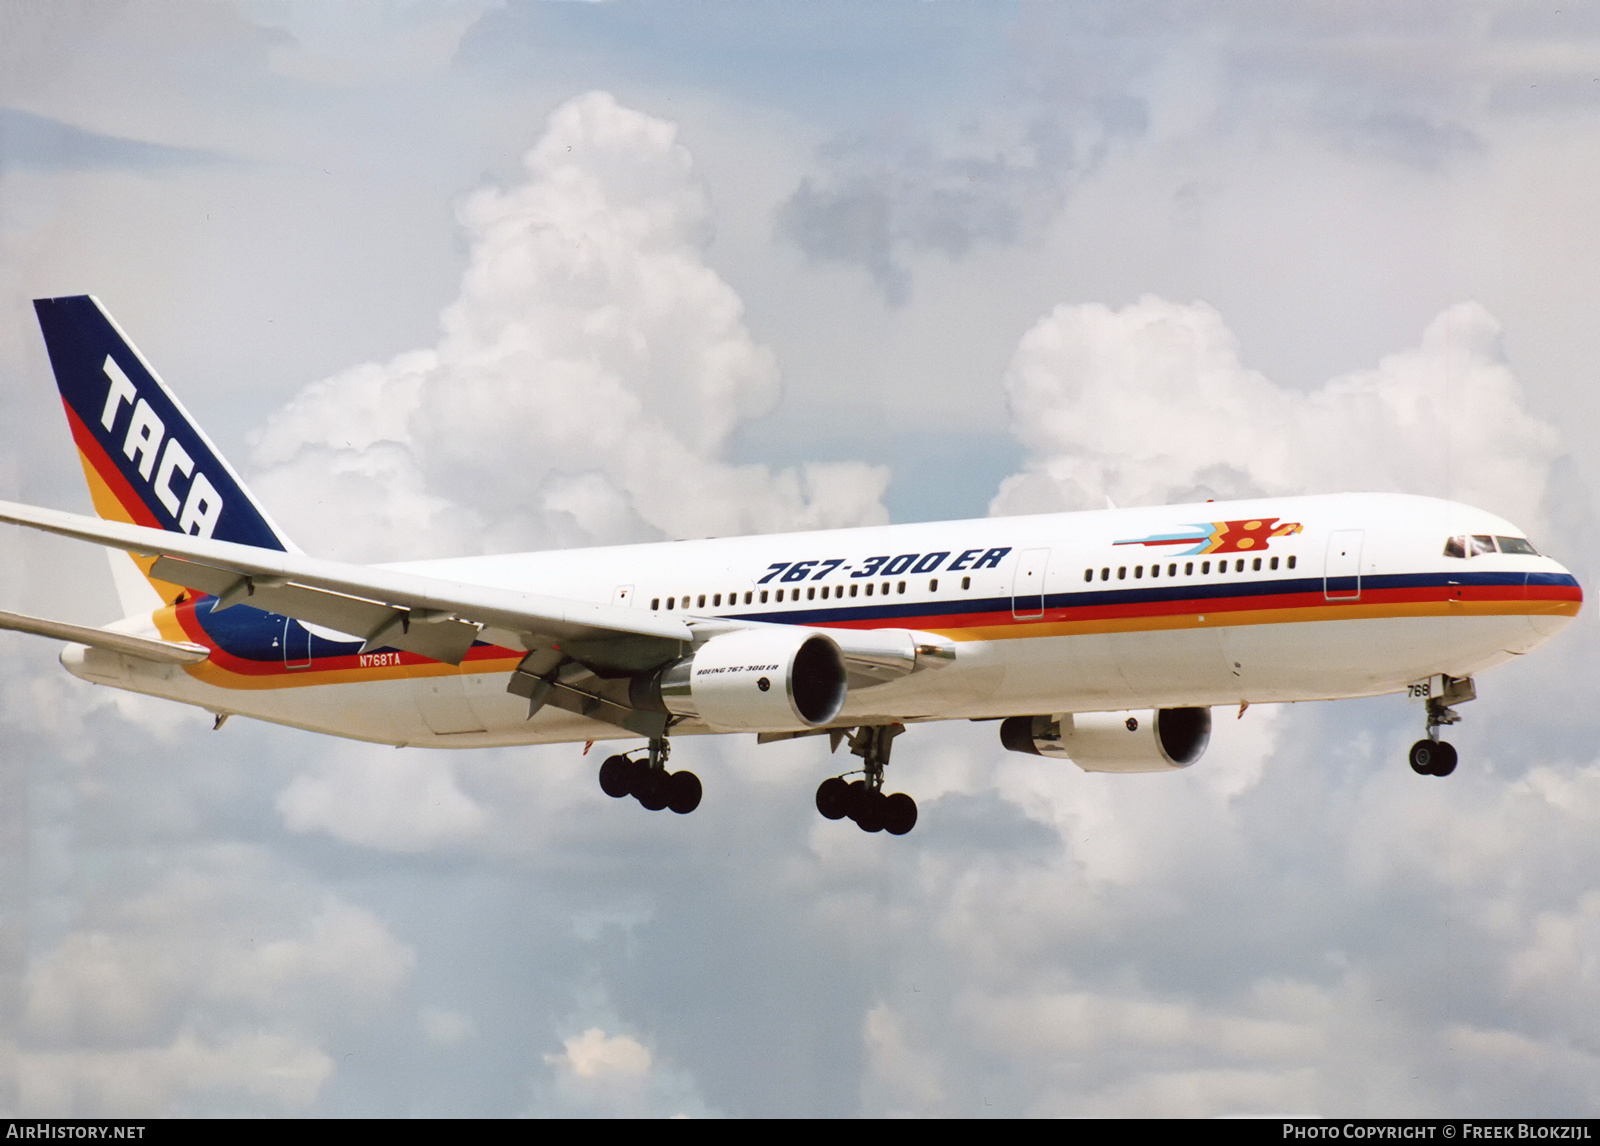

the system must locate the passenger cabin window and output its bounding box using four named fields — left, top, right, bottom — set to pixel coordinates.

left=961, top=577, right=971, bottom=590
